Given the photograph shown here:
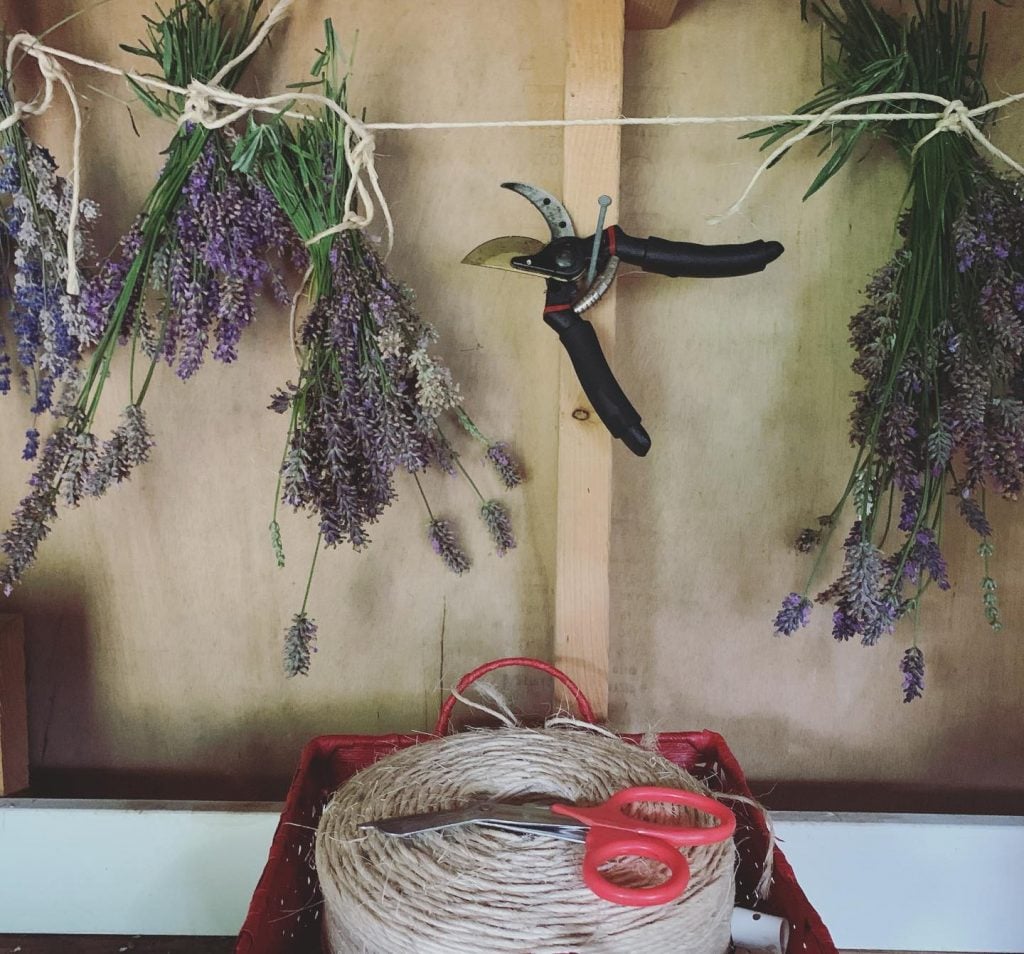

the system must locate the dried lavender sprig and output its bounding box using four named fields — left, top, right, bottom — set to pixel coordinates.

left=0, top=114, right=101, bottom=413
left=900, top=646, right=925, bottom=703
left=773, top=592, right=812, bottom=636
left=455, top=406, right=525, bottom=489
left=283, top=611, right=318, bottom=677
left=978, top=540, right=1002, bottom=632
left=0, top=403, right=155, bottom=594
left=0, top=424, right=71, bottom=595
left=480, top=500, right=516, bottom=557
left=427, top=517, right=471, bottom=575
